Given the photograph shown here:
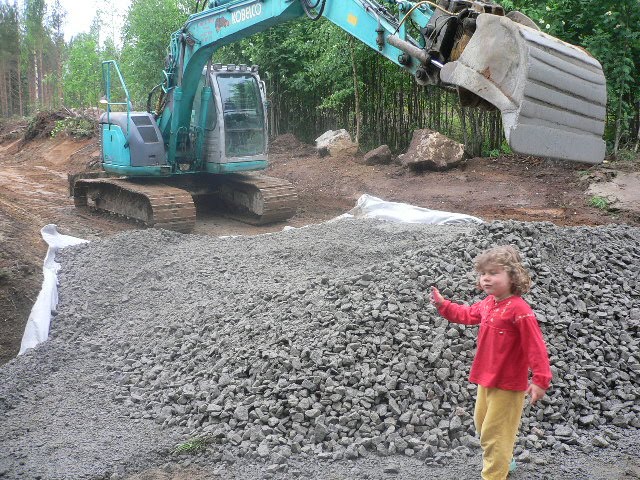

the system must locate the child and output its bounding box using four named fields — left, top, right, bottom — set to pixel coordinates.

left=430, top=245, right=551, bottom=480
